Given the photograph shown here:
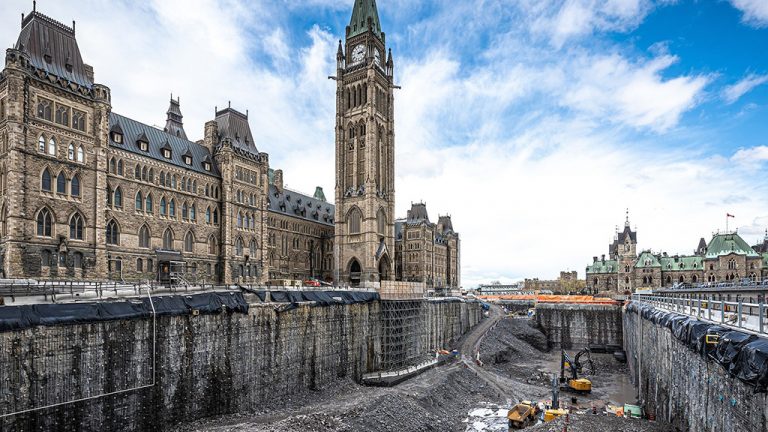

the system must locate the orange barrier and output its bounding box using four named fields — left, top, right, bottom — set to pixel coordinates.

left=476, top=294, right=620, bottom=305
